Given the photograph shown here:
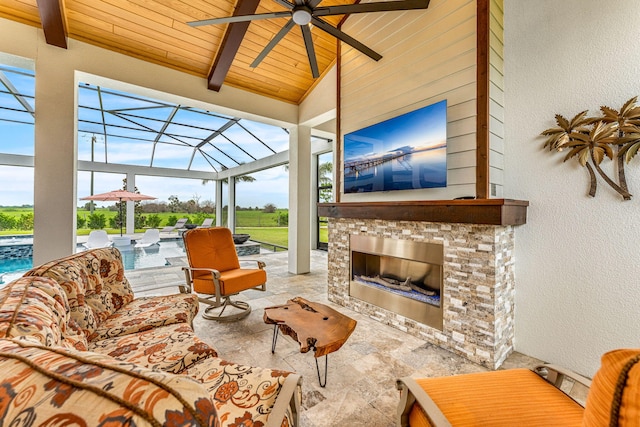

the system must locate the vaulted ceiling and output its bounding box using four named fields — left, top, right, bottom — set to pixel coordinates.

left=0, top=0, right=356, bottom=104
